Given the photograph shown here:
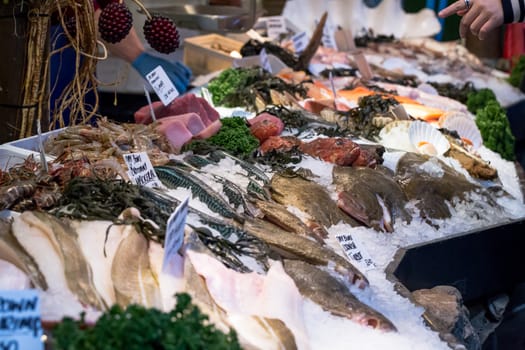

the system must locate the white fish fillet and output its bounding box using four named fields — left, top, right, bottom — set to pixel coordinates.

left=11, top=212, right=100, bottom=321
left=111, top=226, right=162, bottom=309
left=73, top=220, right=126, bottom=308
left=12, top=212, right=70, bottom=294
left=186, top=251, right=311, bottom=350
left=148, top=241, right=186, bottom=312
